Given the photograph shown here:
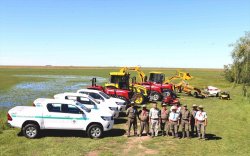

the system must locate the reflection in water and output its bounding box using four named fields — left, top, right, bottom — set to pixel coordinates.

left=0, top=75, right=106, bottom=107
